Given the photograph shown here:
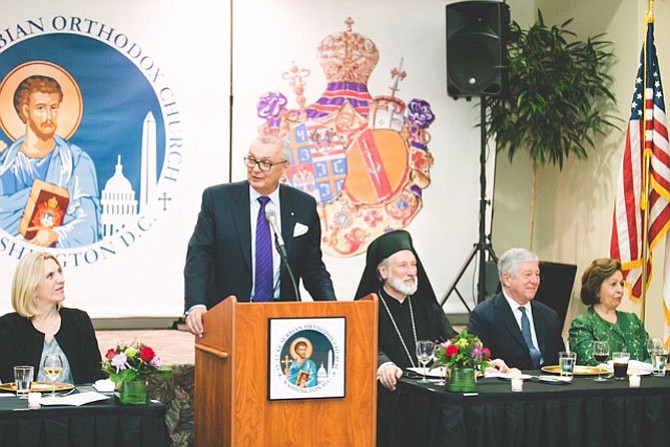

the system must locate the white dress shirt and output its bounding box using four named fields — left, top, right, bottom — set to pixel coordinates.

left=503, top=292, right=541, bottom=351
